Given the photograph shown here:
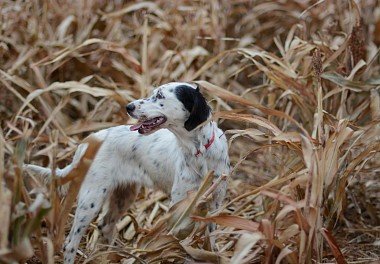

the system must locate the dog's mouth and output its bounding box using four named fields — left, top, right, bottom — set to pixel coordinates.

left=130, top=116, right=167, bottom=134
